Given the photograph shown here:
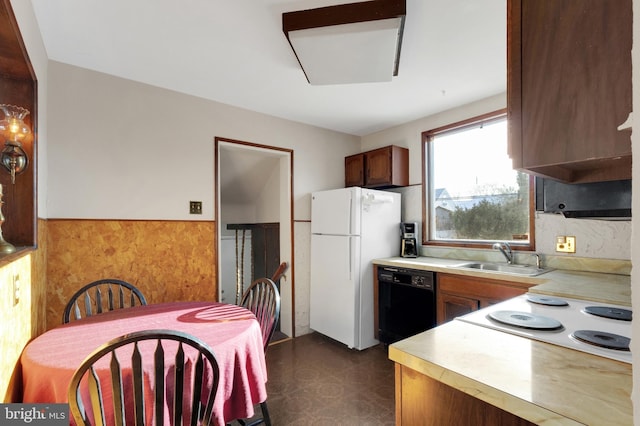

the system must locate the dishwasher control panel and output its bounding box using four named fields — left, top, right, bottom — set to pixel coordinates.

left=377, top=266, right=434, bottom=290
